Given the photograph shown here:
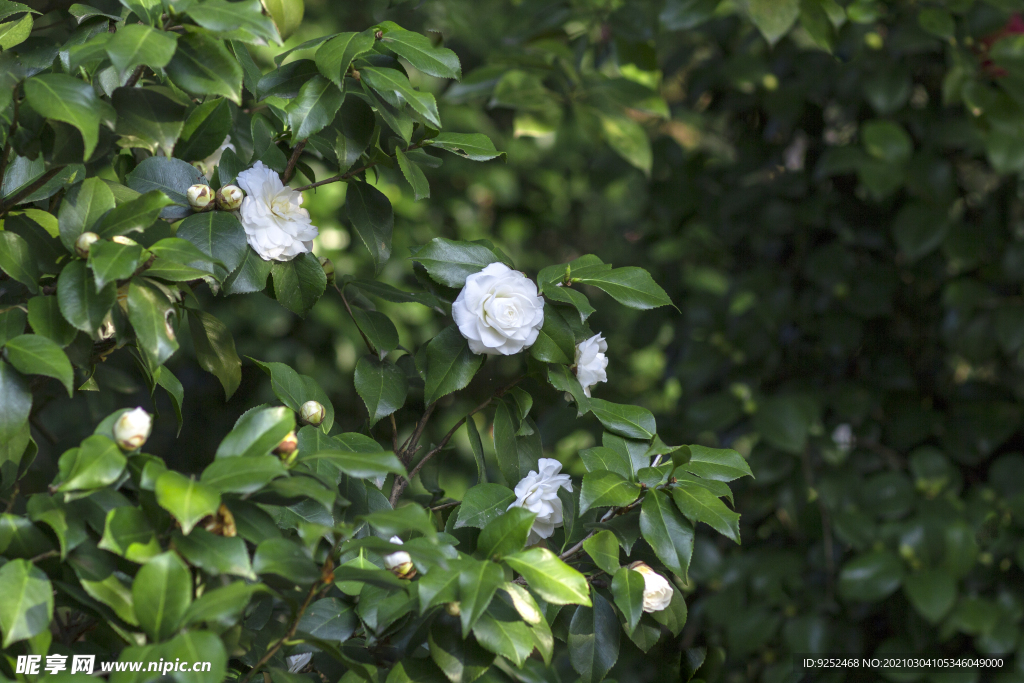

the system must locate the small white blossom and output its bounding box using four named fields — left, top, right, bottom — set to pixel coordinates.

left=629, top=562, right=673, bottom=613
left=113, top=408, right=151, bottom=450
left=75, top=232, right=99, bottom=258
left=384, top=536, right=412, bottom=570
left=236, top=161, right=318, bottom=262
left=574, top=333, right=609, bottom=397
left=451, top=262, right=545, bottom=356
left=508, top=458, right=573, bottom=545
left=286, top=653, right=312, bottom=673
left=832, top=424, right=855, bottom=453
